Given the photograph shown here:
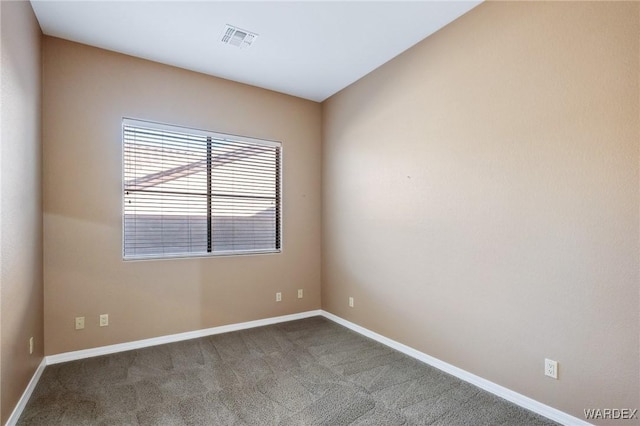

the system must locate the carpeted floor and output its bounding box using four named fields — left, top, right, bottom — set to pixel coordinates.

left=18, top=316, right=559, bottom=425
